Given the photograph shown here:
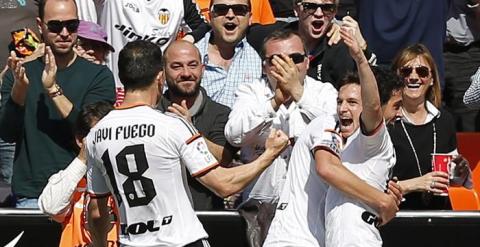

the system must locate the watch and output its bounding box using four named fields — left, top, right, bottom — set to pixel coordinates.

left=48, top=84, right=63, bottom=98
